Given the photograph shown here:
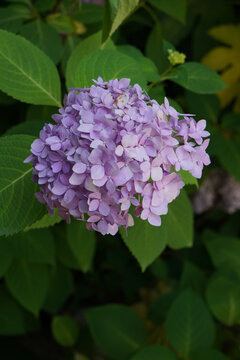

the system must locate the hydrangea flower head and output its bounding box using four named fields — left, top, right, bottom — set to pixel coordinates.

left=25, top=77, right=210, bottom=235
